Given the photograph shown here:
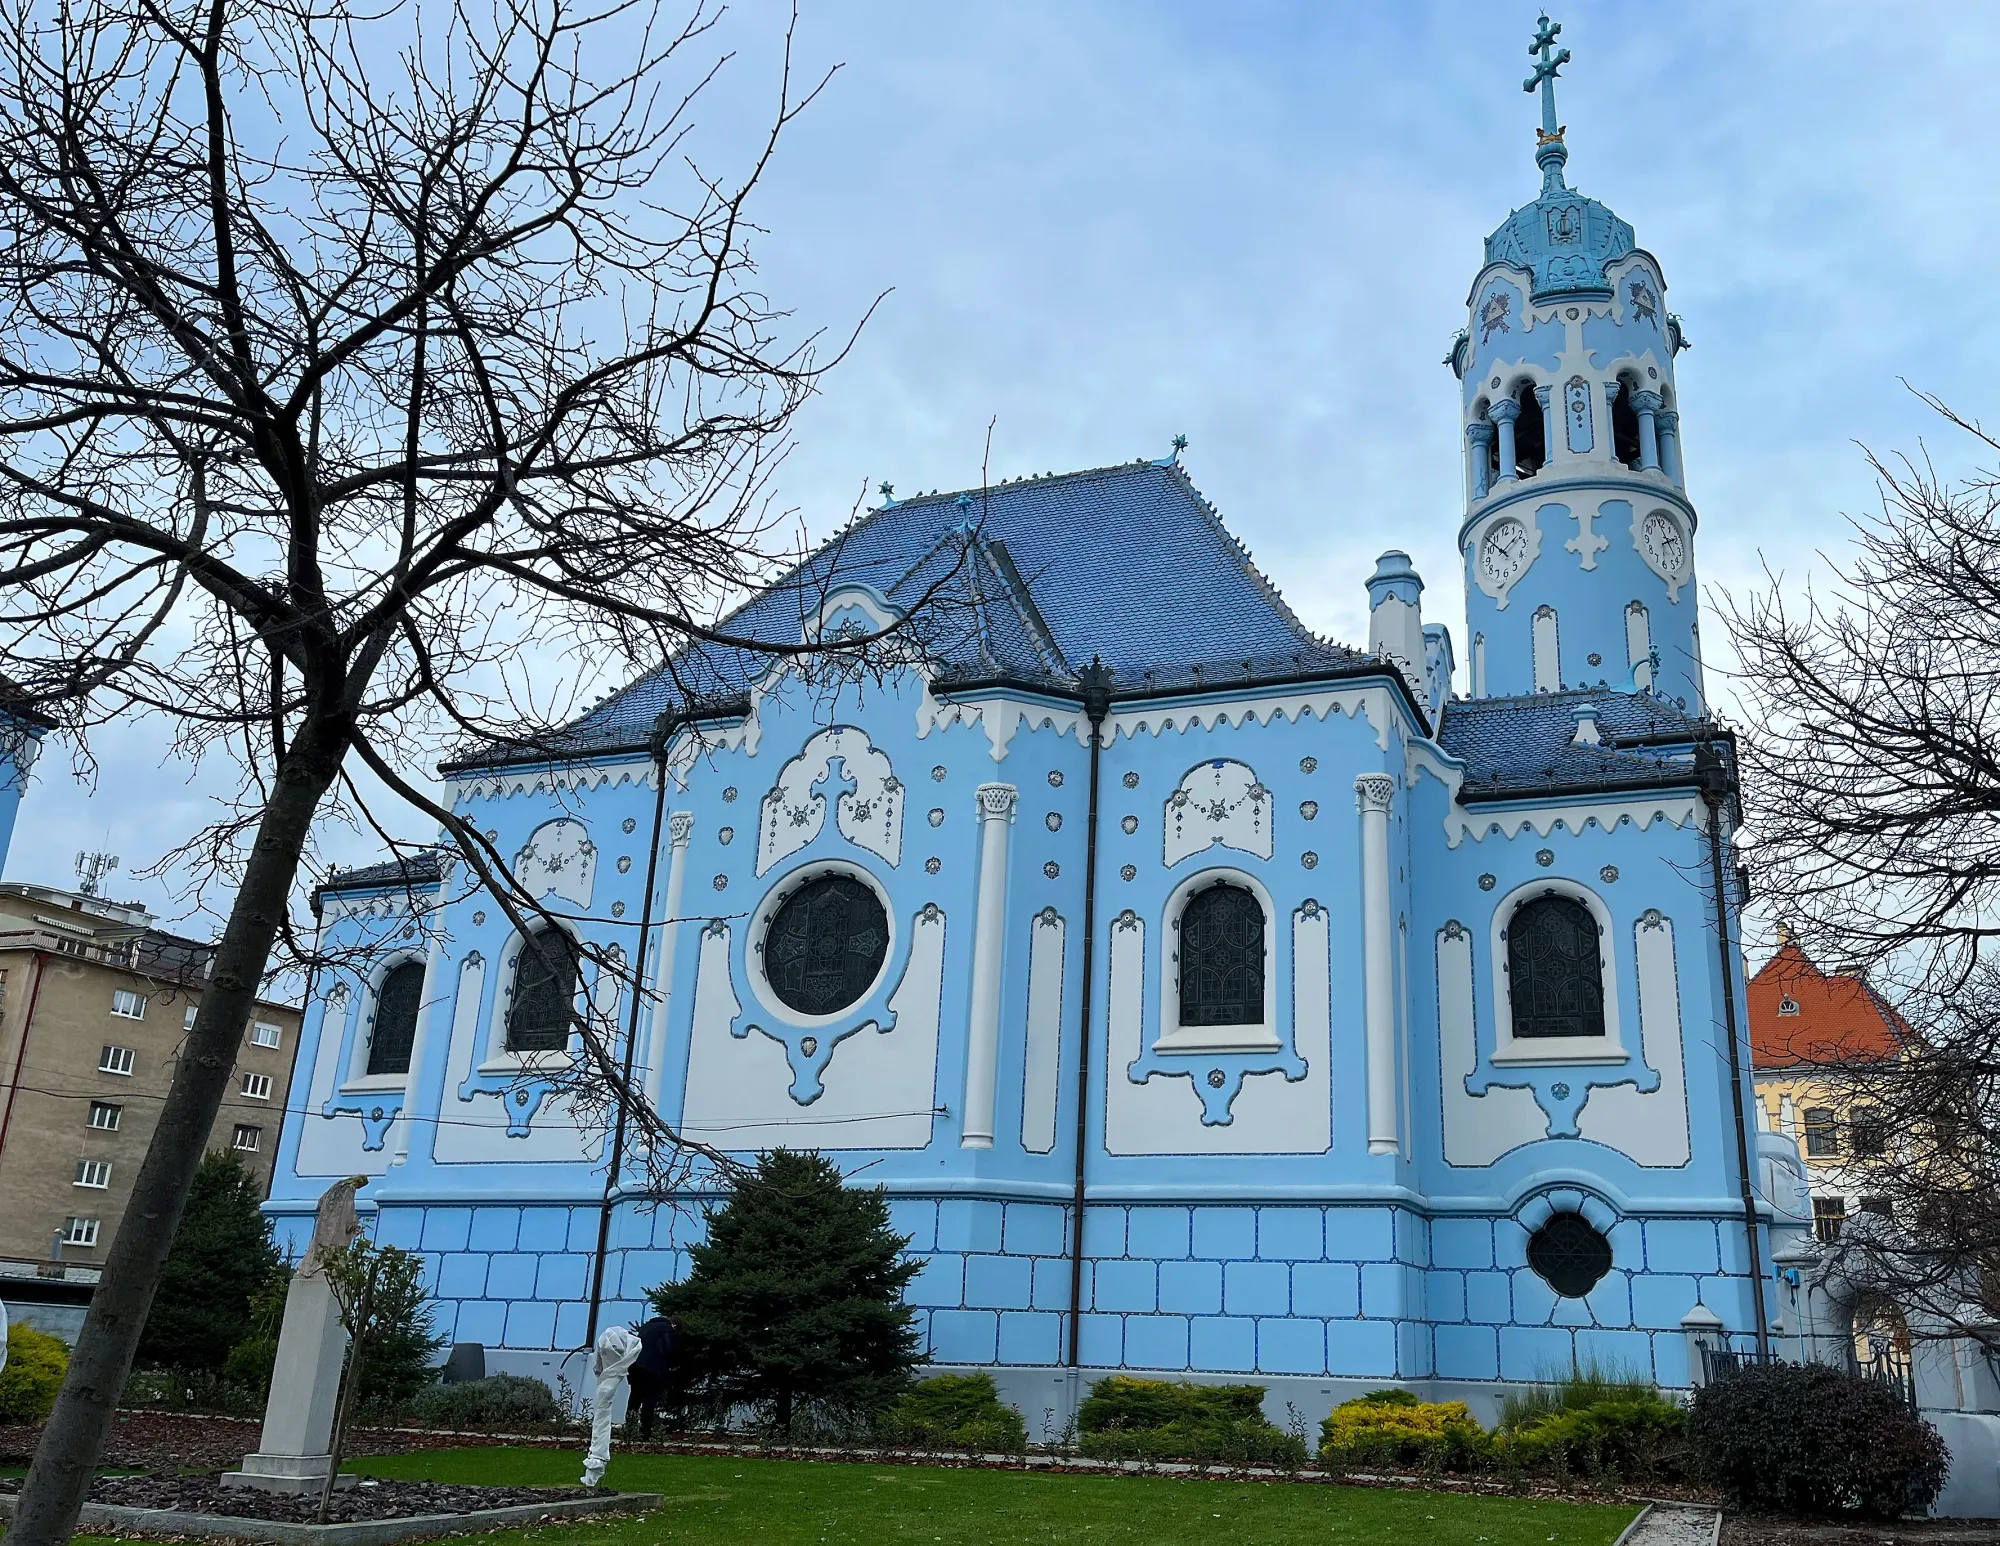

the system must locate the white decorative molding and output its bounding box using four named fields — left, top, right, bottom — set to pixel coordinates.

left=668, top=811, right=694, bottom=847
left=1020, top=909, right=1066, bottom=1154
left=756, top=725, right=904, bottom=877
left=962, top=783, right=1018, bottom=1147
left=514, top=818, right=596, bottom=908
left=1445, top=794, right=1701, bottom=850
left=680, top=910, right=943, bottom=1150
left=1631, top=504, right=1694, bottom=603
left=452, top=758, right=655, bottom=808
left=1152, top=868, right=1281, bottom=1054
left=1488, top=876, right=1628, bottom=1066
left=1355, top=775, right=1399, bottom=1154
left=1164, top=760, right=1273, bottom=866
left=1107, top=684, right=1400, bottom=753
left=1565, top=502, right=1610, bottom=570
left=1468, top=505, right=1544, bottom=610
left=1437, top=922, right=1546, bottom=1166
left=1577, top=910, right=1692, bottom=1166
